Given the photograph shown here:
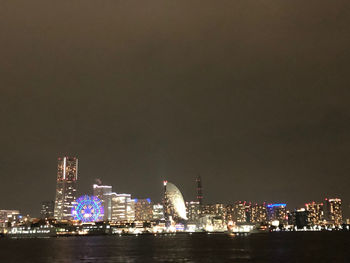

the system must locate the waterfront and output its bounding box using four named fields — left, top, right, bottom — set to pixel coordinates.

left=0, top=232, right=349, bottom=263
